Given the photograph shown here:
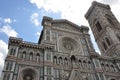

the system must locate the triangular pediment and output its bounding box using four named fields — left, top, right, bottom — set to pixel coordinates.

left=69, top=69, right=84, bottom=80
left=42, top=16, right=89, bottom=33
left=52, top=20, right=82, bottom=32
